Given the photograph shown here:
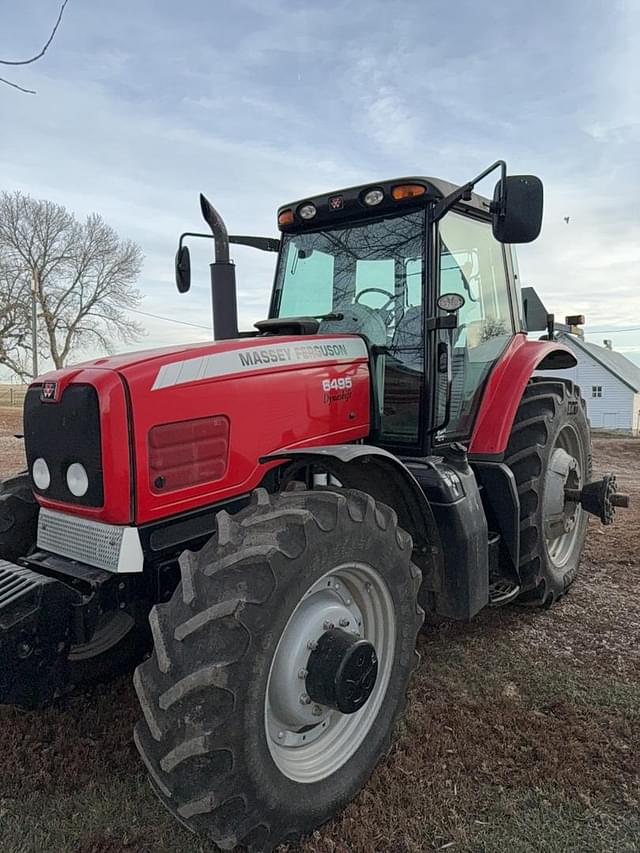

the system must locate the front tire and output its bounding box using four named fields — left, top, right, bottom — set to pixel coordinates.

left=0, top=473, right=146, bottom=703
left=134, top=488, right=422, bottom=851
left=504, top=378, right=591, bottom=606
